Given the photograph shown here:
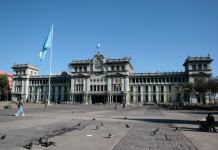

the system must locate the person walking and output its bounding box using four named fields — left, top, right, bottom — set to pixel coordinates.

left=14, top=96, right=25, bottom=117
